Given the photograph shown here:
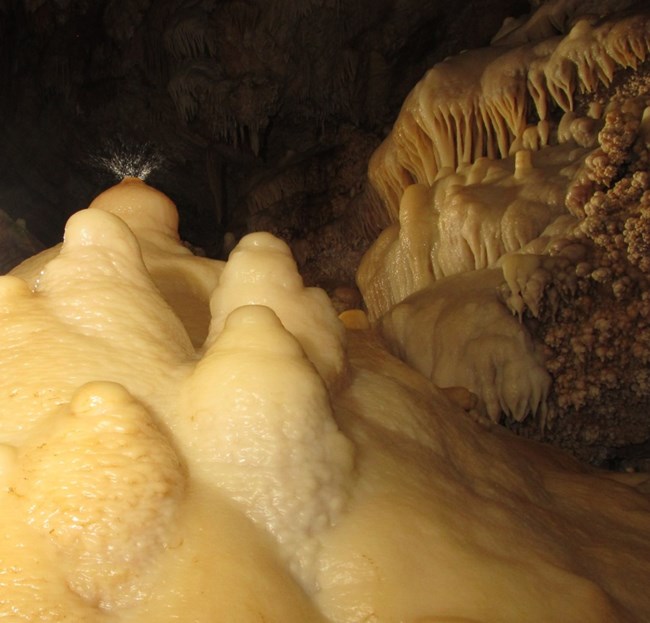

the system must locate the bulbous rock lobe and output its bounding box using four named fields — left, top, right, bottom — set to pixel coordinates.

left=179, top=303, right=354, bottom=588
left=88, top=176, right=180, bottom=240
left=15, top=381, right=185, bottom=609
left=209, top=231, right=347, bottom=391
